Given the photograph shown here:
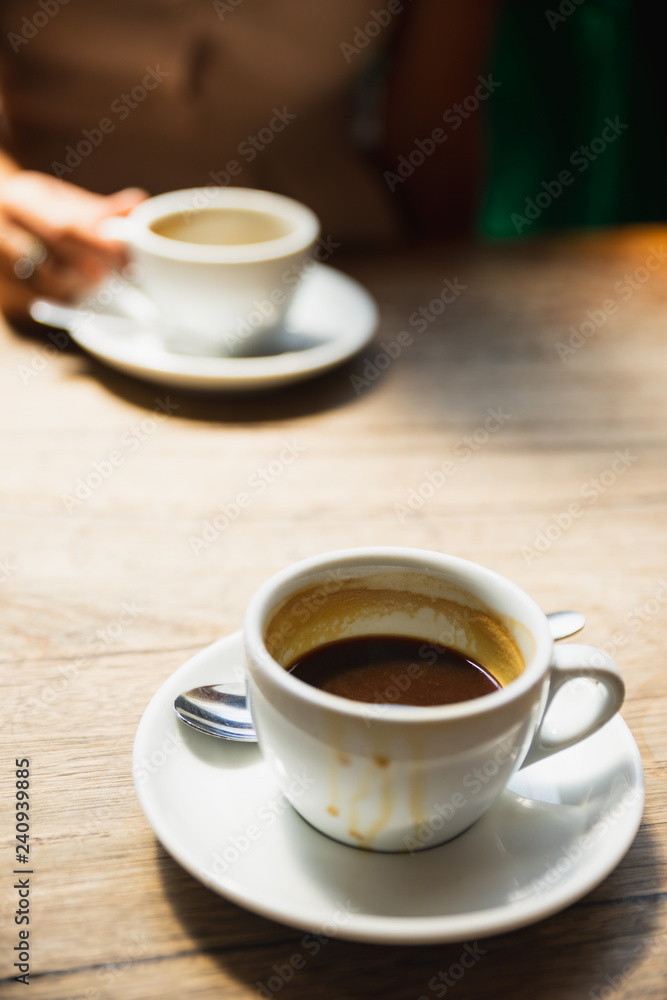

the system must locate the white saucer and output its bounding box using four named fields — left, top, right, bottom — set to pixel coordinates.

left=133, top=632, right=644, bottom=945
left=36, top=264, right=378, bottom=392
